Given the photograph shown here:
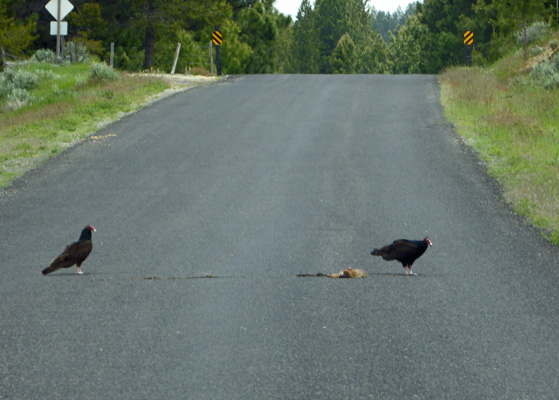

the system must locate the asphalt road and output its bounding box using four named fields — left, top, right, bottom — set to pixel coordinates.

left=1, top=75, right=558, bottom=399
